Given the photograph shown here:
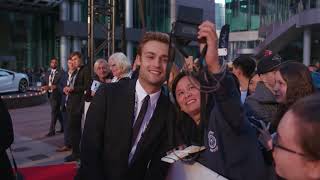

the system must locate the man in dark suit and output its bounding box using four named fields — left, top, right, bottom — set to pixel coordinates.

left=42, top=57, right=64, bottom=137
left=56, top=58, right=75, bottom=152
left=78, top=32, right=175, bottom=180
left=64, top=52, right=90, bottom=162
